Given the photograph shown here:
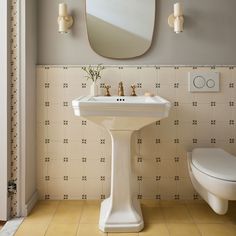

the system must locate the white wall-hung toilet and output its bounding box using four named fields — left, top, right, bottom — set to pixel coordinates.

left=187, top=148, right=236, bottom=215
